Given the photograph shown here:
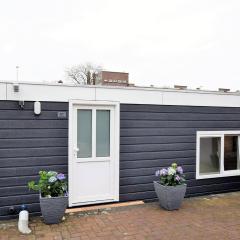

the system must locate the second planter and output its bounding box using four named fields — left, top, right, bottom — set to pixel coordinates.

left=154, top=181, right=186, bottom=210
